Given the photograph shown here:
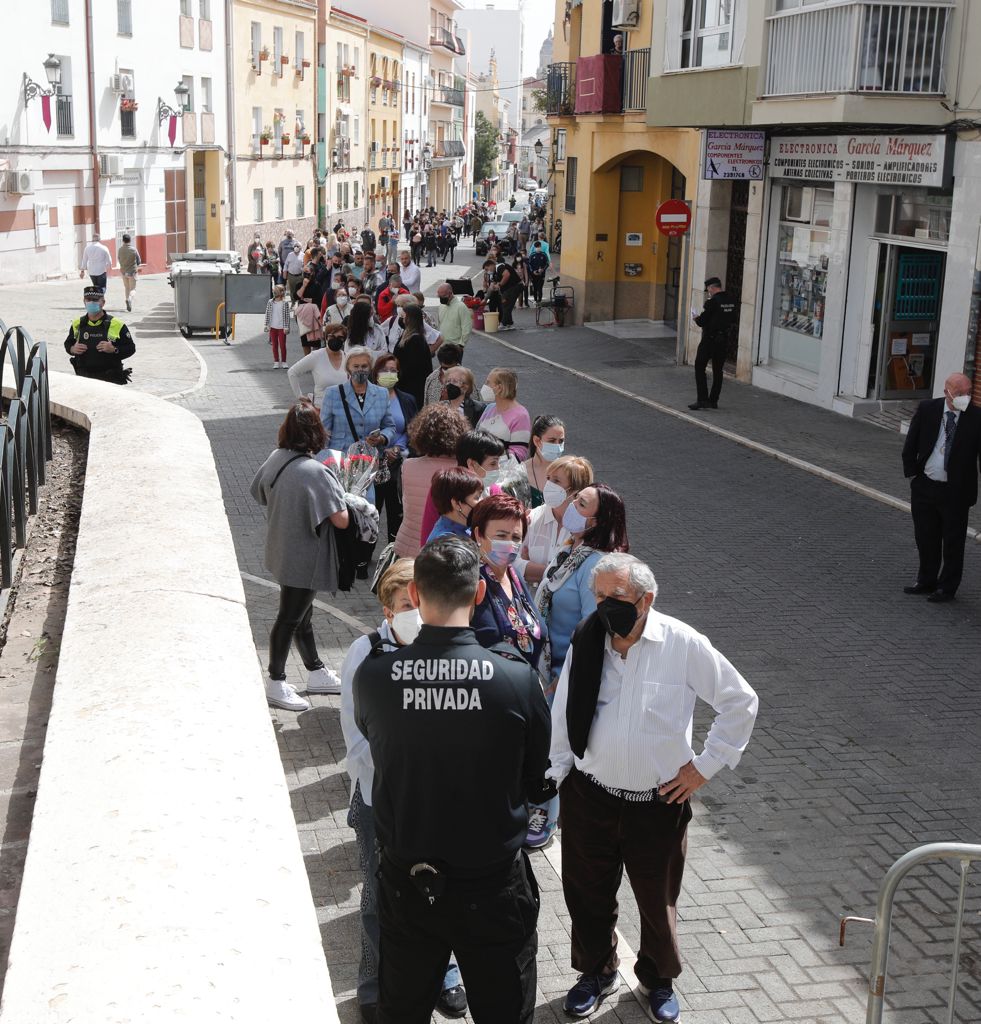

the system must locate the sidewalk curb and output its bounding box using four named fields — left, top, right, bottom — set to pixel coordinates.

left=161, top=333, right=209, bottom=401
left=477, top=330, right=981, bottom=544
